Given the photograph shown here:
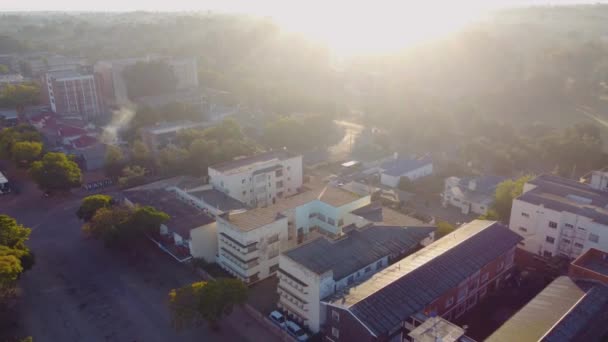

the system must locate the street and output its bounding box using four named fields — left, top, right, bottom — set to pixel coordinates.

left=1, top=179, right=280, bottom=342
